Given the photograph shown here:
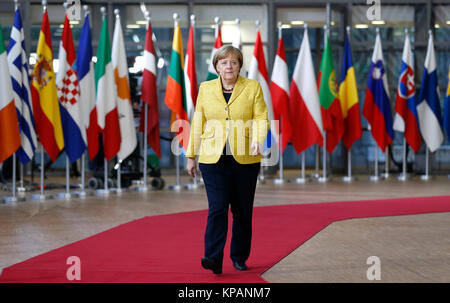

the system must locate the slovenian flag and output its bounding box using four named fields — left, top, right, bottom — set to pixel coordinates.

left=95, top=15, right=121, bottom=161
left=77, top=11, right=98, bottom=161
left=0, top=23, right=21, bottom=163
left=248, top=29, right=275, bottom=149
left=289, top=26, right=323, bottom=154
left=338, top=31, right=362, bottom=150
left=7, top=8, right=37, bottom=164
left=416, top=32, right=443, bottom=152
left=56, top=13, right=86, bottom=163
left=30, top=10, right=65, bottom=162
left=393, top=32, right=421, bottom=153
left=362, top=30, right=393, bottom=152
